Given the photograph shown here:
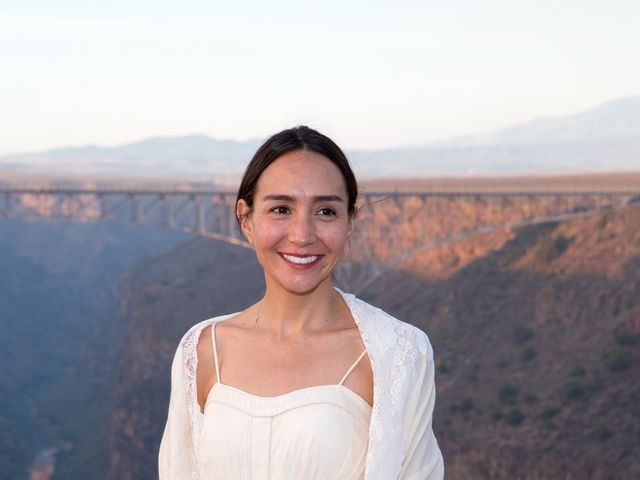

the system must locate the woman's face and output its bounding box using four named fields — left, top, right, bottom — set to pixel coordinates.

left=237, top=150, right=352, bottom=295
